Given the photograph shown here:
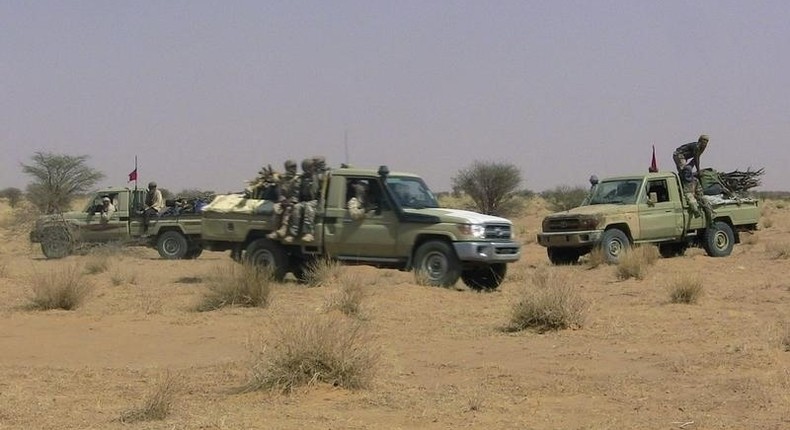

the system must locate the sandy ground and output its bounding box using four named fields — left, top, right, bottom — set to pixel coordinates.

left=0, top=198, right=788, bottom=430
